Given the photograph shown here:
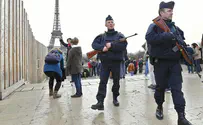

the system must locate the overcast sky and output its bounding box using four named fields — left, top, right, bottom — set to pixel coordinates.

left=23, top=0, right=203, bottom=54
